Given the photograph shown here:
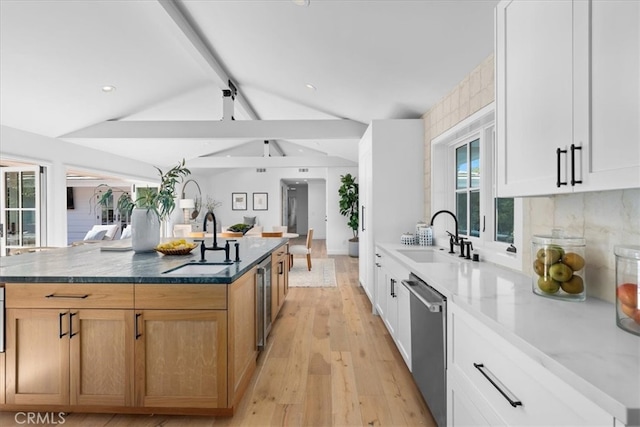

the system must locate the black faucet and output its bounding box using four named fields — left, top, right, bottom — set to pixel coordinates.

left=200, top=211, right=230, bottom=262
left=430, top=210, right=462, bottom=255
